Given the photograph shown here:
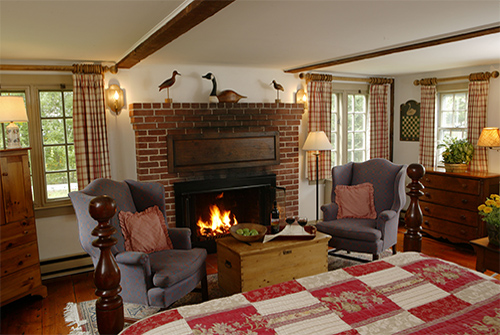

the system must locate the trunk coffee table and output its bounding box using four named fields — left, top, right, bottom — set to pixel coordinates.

left=216, top=230, right=331, bottom=294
